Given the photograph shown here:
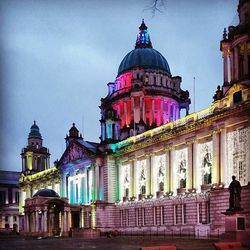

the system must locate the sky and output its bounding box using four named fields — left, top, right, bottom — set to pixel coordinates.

left=0, top=0, right=238, bottom=172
